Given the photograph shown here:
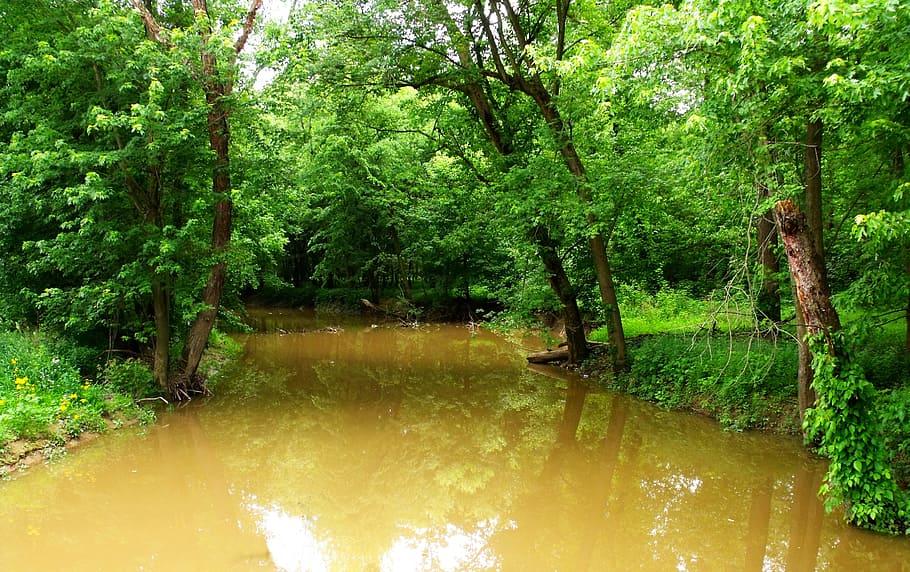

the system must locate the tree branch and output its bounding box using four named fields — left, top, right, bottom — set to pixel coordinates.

left=130, top=0, right=162, bottom=44
left=234, top=0, right=264, bottom=54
